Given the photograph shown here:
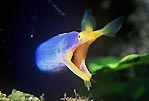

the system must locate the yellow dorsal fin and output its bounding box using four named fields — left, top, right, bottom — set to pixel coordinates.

left=81, top=9, right=96, bottom=31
